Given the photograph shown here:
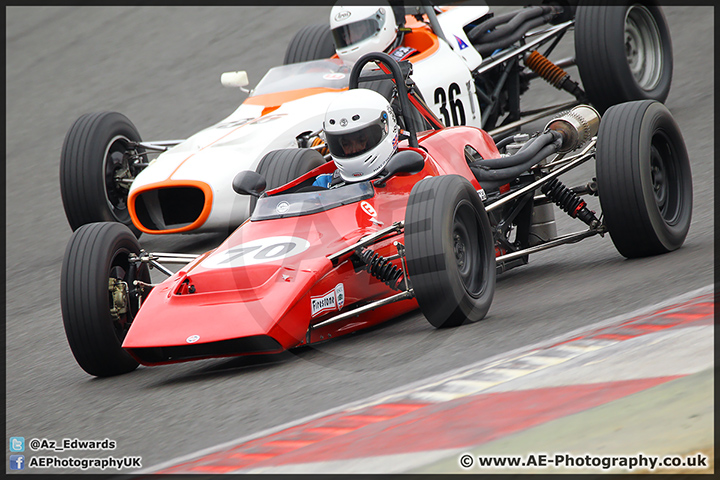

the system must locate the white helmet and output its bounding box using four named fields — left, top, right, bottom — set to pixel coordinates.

left=330, top=3, right=397, bottom=64
left=324, top=89, right=399, bottom=182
